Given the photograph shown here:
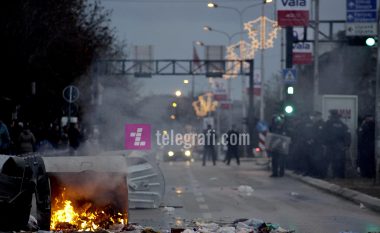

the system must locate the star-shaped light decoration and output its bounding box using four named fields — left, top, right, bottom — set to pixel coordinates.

left=224, top=40, right=255, bottom=80
left=192, top=92, right=218, bottom=117
left=244, top=16, right=280, bottom=50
